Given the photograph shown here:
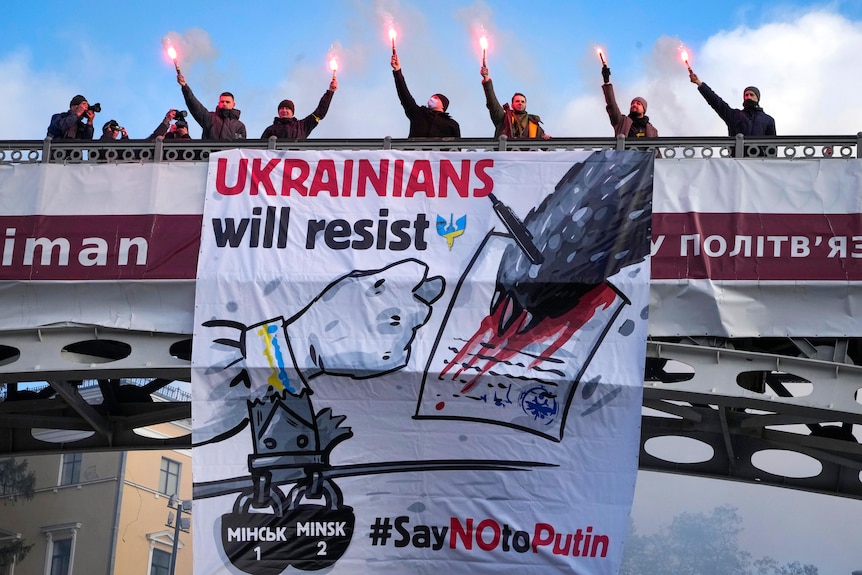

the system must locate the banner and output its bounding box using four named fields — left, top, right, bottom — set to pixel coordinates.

left=191, top=149, right=653, bottom=574
left=0, top=162, right=206, bottom=333
left=1, top=158, right=860, bottom=338
left=651, top=159, right=862, bottom=336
